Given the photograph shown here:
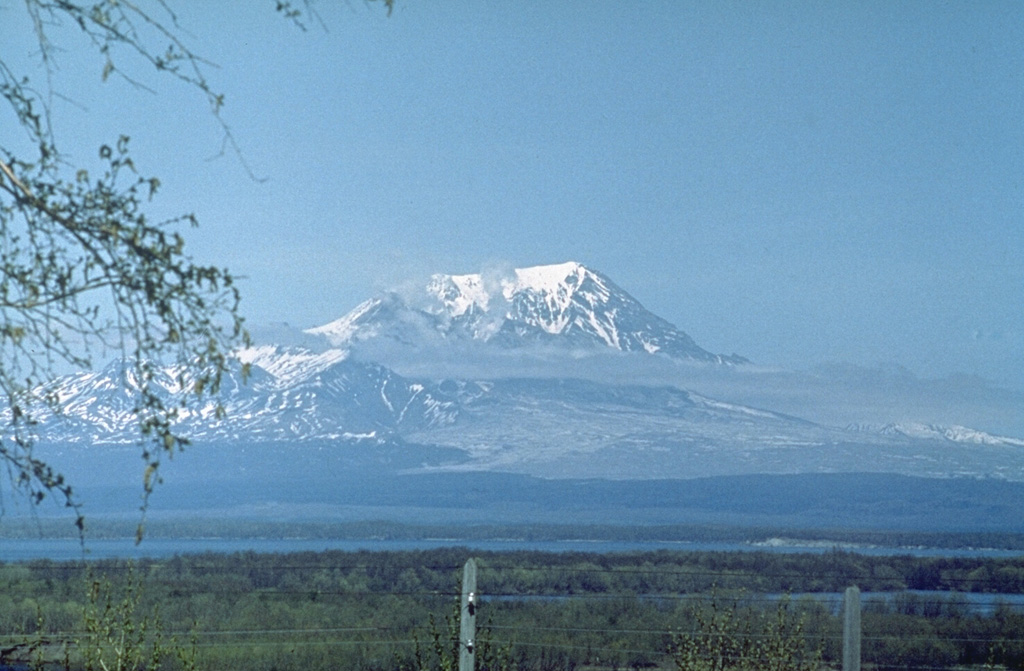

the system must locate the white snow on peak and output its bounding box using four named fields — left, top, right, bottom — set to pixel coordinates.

left=306, top=297, right=382, bottom=343
left=236, top=345, right=348, bottom=386
left=427, top=261, right=590, bottom=318
left=505, top=263, right=592, bottom=334
left=429, top=272, right=491, bottom=316
left=419, top=262, right=609, bottom=337
left=298, top=260, right=728, bottom=361
left=508, top=261, right=586, bottom=295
